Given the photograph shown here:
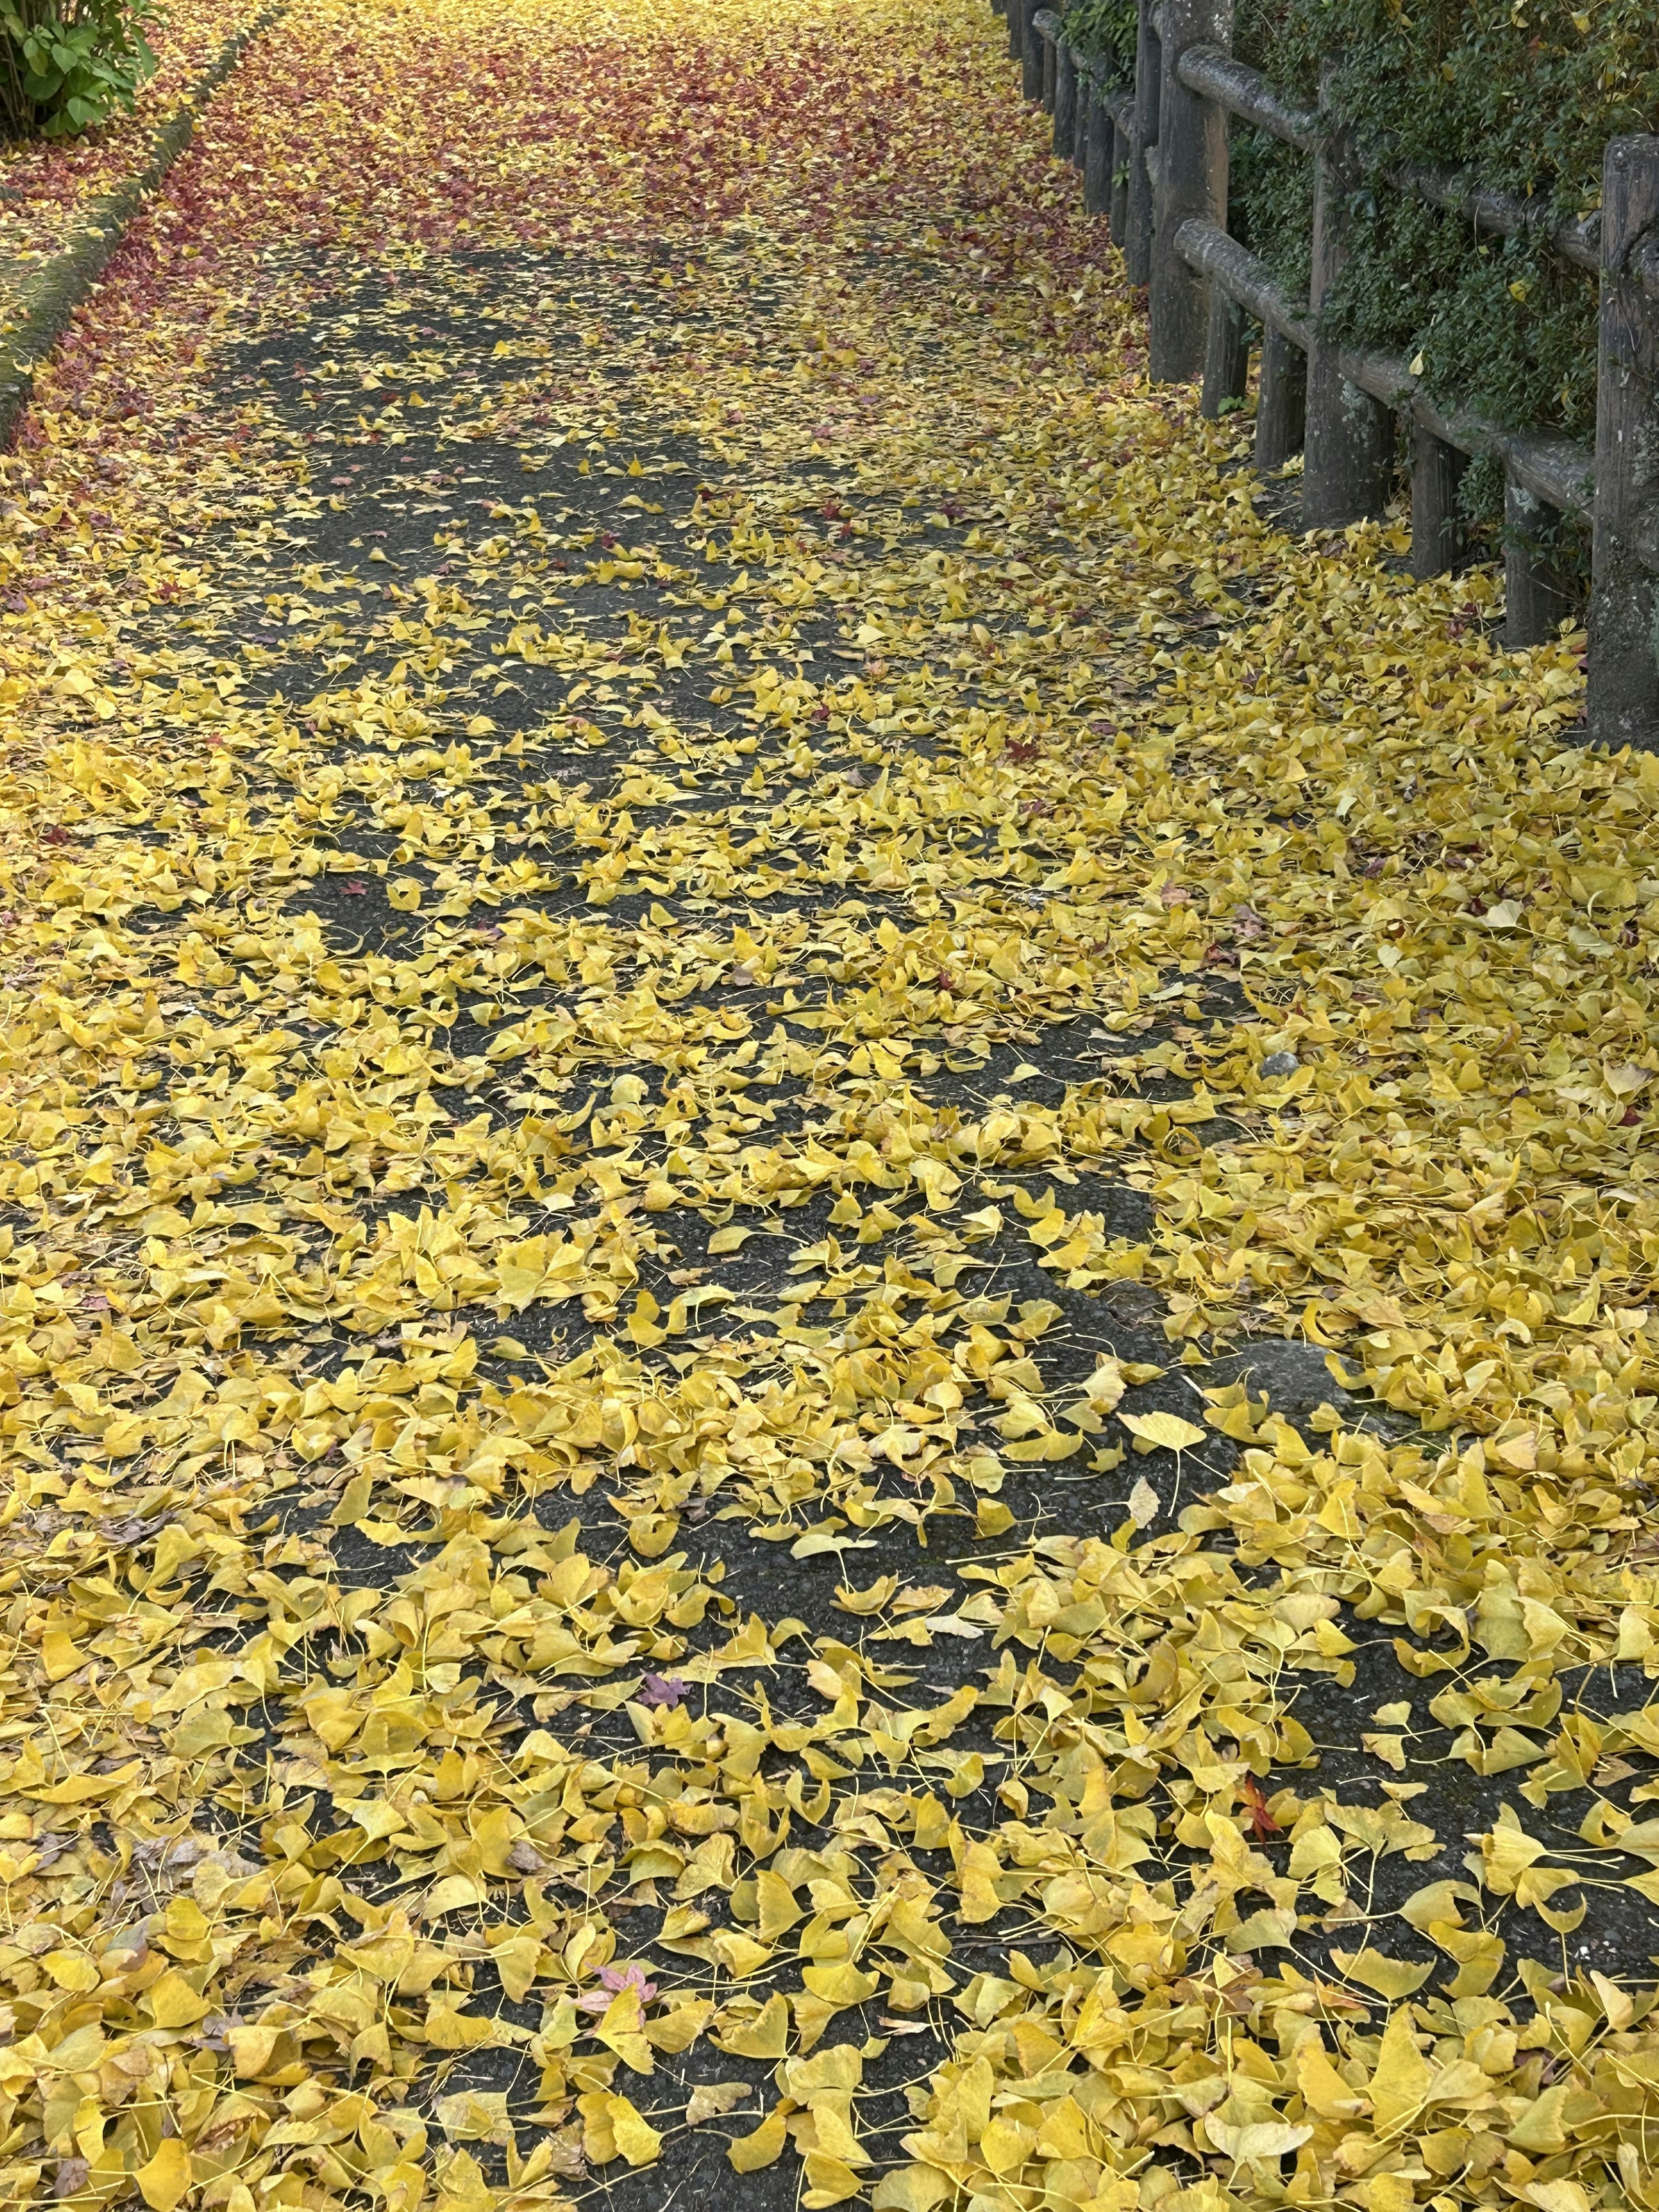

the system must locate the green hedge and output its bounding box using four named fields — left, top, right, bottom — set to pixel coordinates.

left=1054, top=2, right=1647, bottom=543
left=1228, top=1, right=1659, bottom=537
left=1062, top=0, right=1137, bottom=79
